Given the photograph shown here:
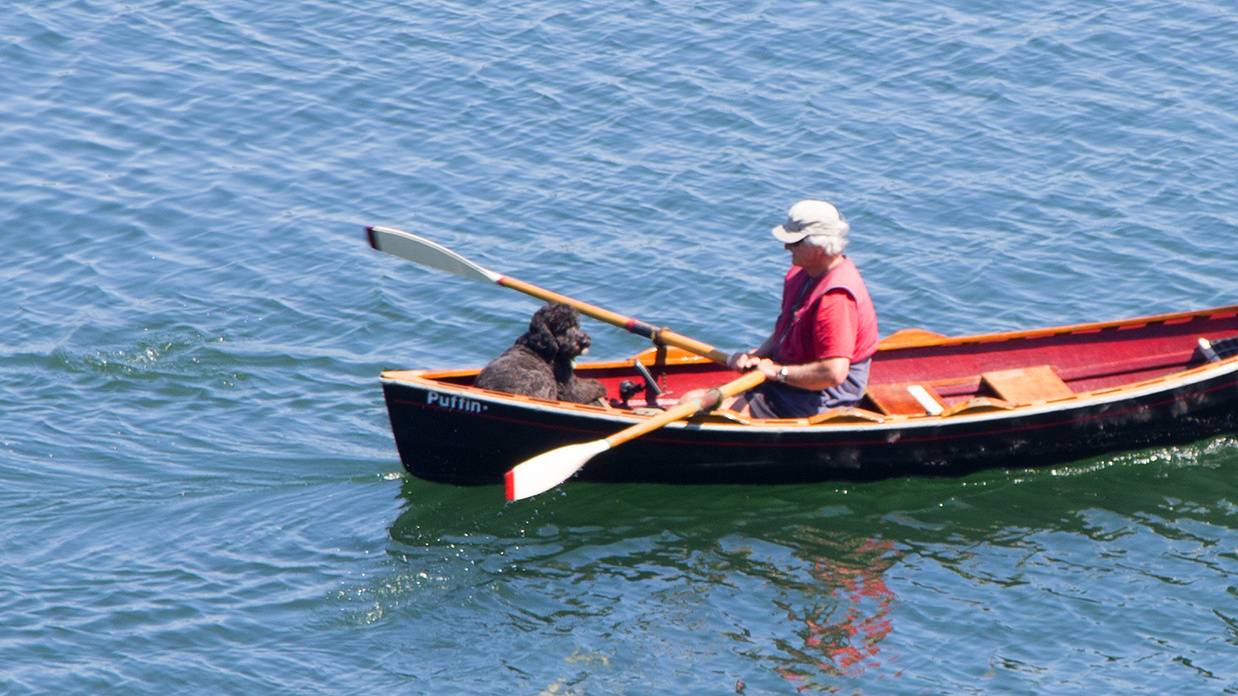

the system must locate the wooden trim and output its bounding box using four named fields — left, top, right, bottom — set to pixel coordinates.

left=686, top=410, right=752, bottom=425
left=807, top=407, right=886, bottom=425
left=878, top=327, right=947, bottom=350
left=940, top=397, right=1015, bottom=417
